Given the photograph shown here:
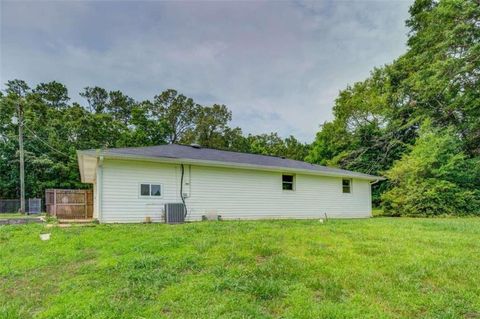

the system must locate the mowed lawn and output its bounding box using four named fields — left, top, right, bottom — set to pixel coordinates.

left=1, top=218, right=480, bottom=319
